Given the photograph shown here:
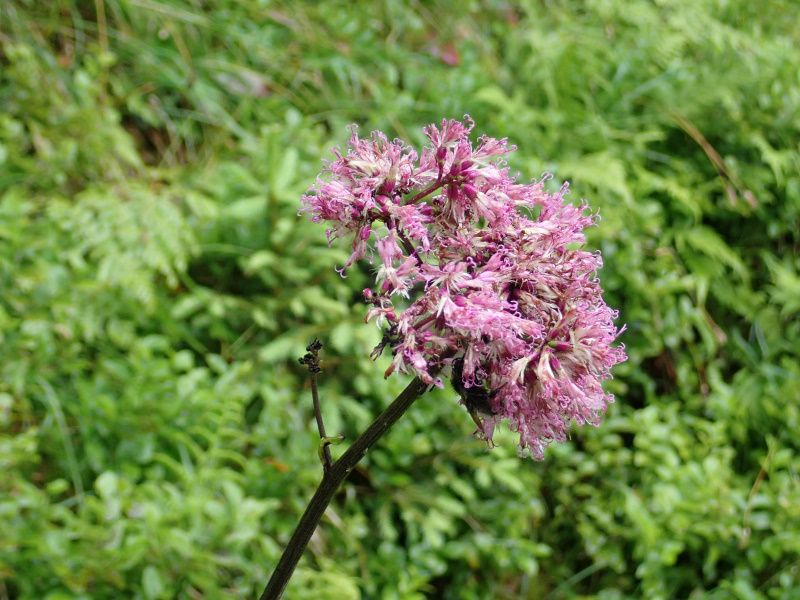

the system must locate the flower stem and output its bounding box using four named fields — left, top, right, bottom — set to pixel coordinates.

left=258, top=376, right=432, bottom=600
left=406, top=179, right=447, bottom=205
left=310, top=369, right=333, bottom=471
left=299, top=340, right=332, bottom=470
